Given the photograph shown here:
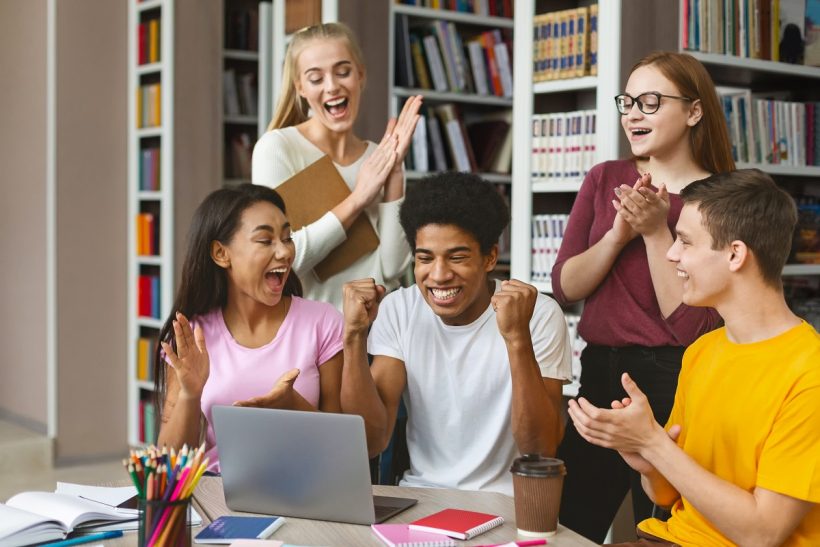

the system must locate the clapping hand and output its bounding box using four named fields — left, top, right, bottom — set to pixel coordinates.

left=391, top=94, right=423, bottom=167
left=613, top=172, right=671, bottom=237
left=160, top=312, right=210, bottom=400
